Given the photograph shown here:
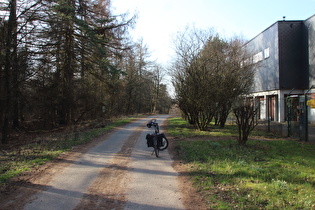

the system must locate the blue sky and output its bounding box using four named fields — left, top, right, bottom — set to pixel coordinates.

left=111, top=0, right=315, bottom=65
